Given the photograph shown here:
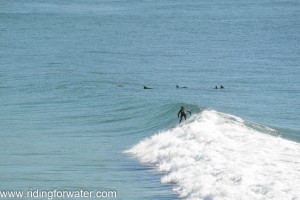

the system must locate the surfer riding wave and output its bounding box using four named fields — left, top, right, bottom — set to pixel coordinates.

left=178, top=106, right=191, bottom=123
